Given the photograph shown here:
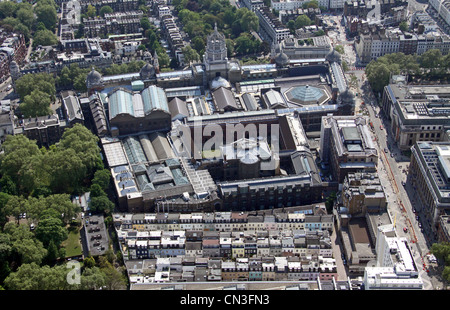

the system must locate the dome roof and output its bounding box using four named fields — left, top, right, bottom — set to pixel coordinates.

left=285, top=85, right=329, bottom=105
left=326, top=48, right=341, bottom=63
left=275, top=51, right=289, bottom=67
left=86, top=68, right=103, bottom=88
left=211, top=76, right=231, bottom=89
left=139, top=62, right=155, bottom=80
